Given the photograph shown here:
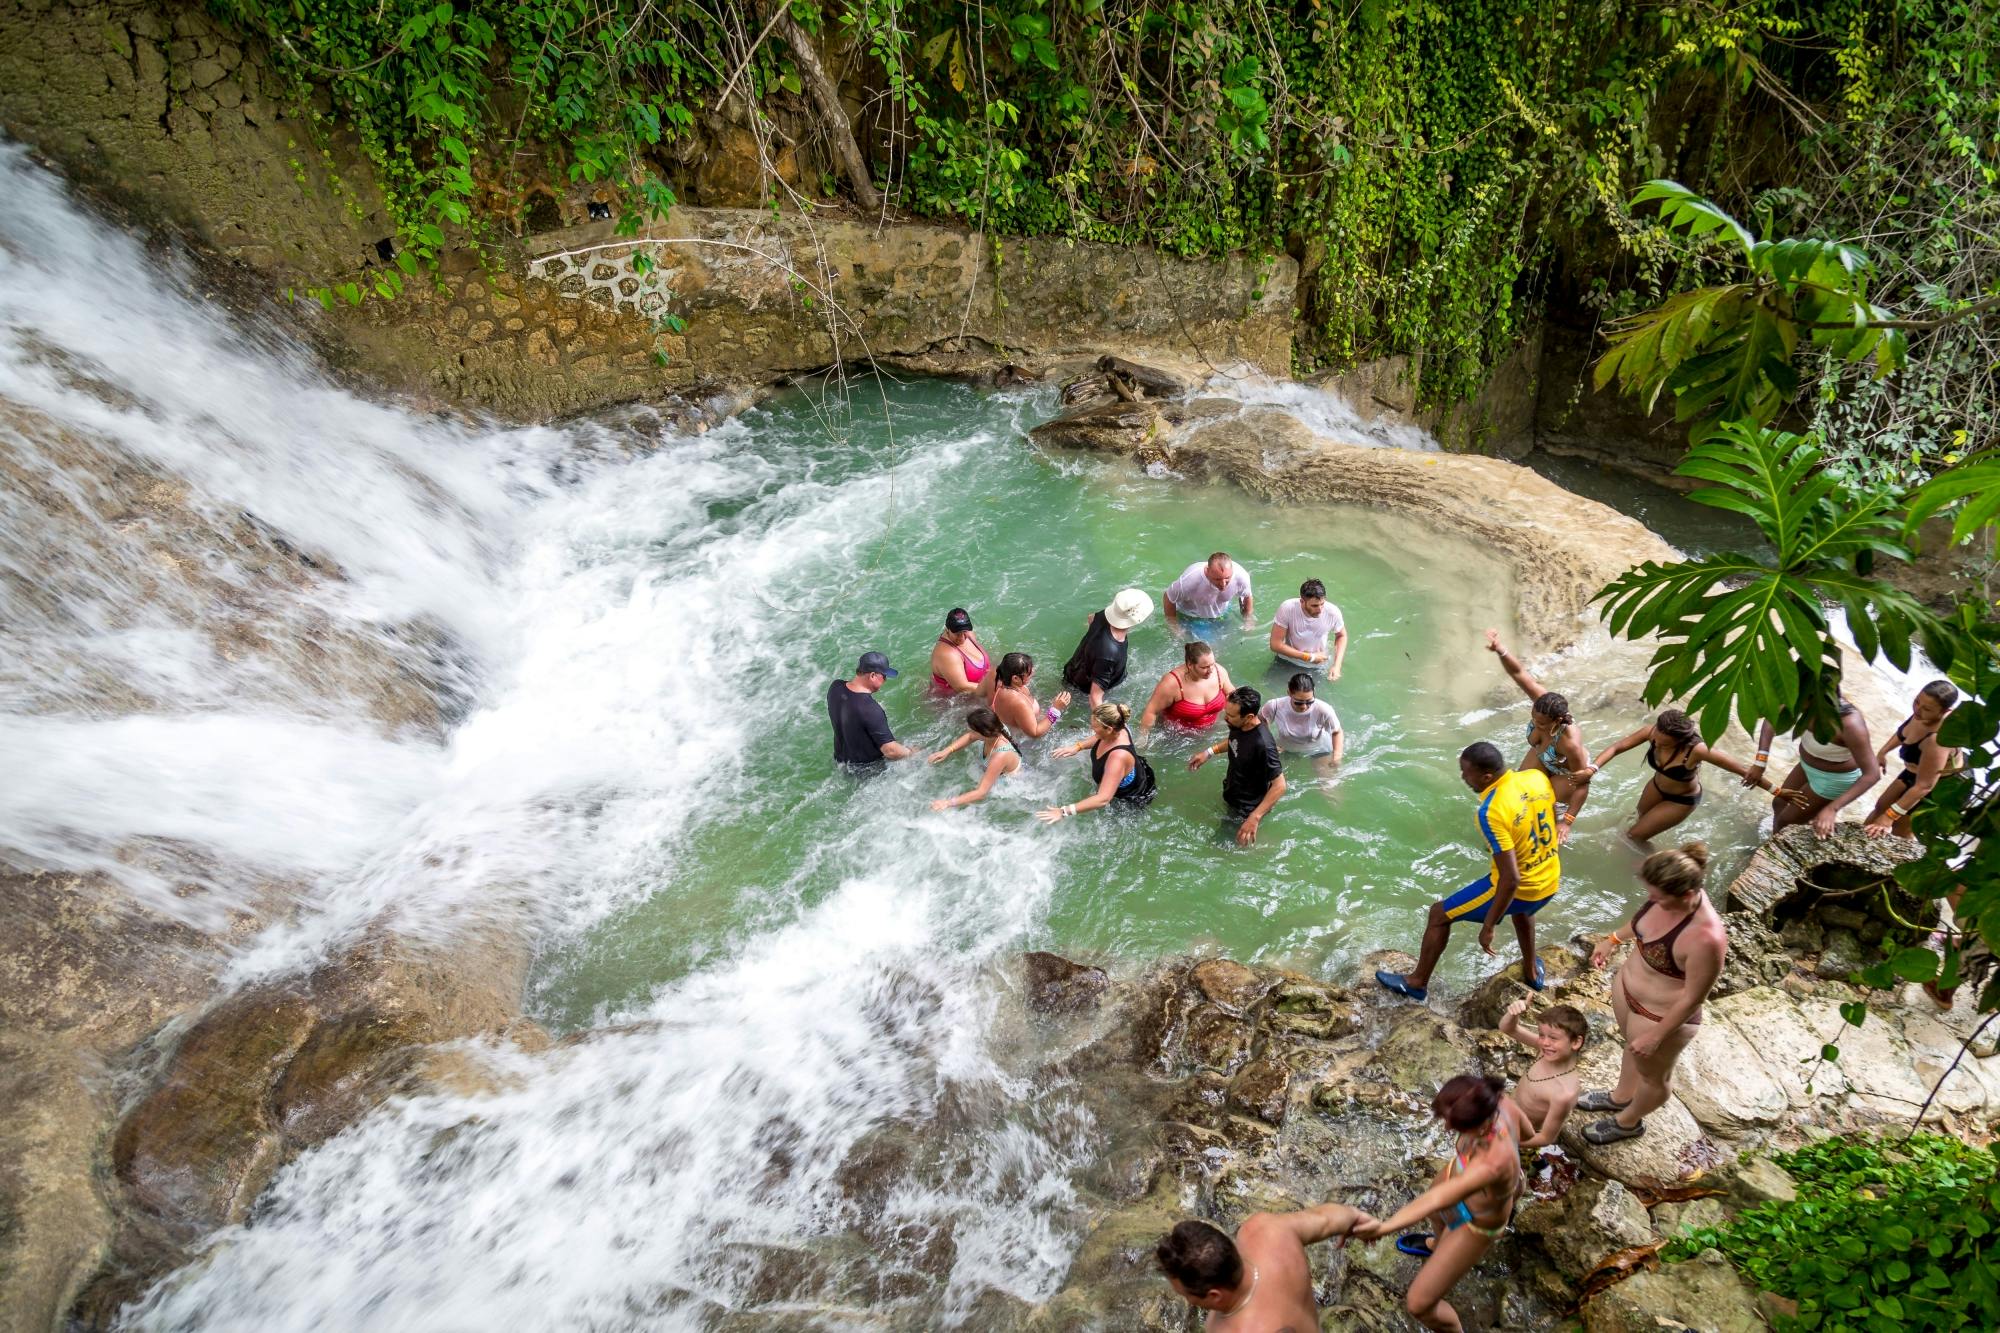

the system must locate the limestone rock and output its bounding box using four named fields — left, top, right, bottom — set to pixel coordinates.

left=113, top=928, right=526, bottom=1240
left=1673, top=1018, right=1791, bottom=1135
left=1562, top=1040, right=1712, bottom=1188
left=1369, top=1008, right=1484, bottom=1096
left=0, top=1032, right=114, bottom=1333
left=1579, top=1249, right=1766, bottom=1333
left=1898, top=1011, right=2000, bottom=1119
left=1181, top=1005, right=1255, bottom=1075
left=1190, top=958, right=1273, bottom=1013
left=1795, top=998, right=1936, bottom=1120
left=1516, top=1176, right=1653, bottom=1280
left=1455, top=945, right=1588, bottom=1029
left=1724, top=824, right=1924, bottom=919
left=1713, top=1153, right=1799, bottom=1210
left=1650, top=1196, right=1728, bottom=1241
left=1022, top=951, right=1110, bottom=1015
left=1226, top=1058, right=1291, bottom=1126
left=1264, top=975, right=1356, bottom=1040
left=1711, top=911, right=1792, bottom=998
left=1816, top=928, right=1865, bottom=981
left=1029, top=399, right=1163, bottom=455
left=1710, top=987, right=1846, bottom=1102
